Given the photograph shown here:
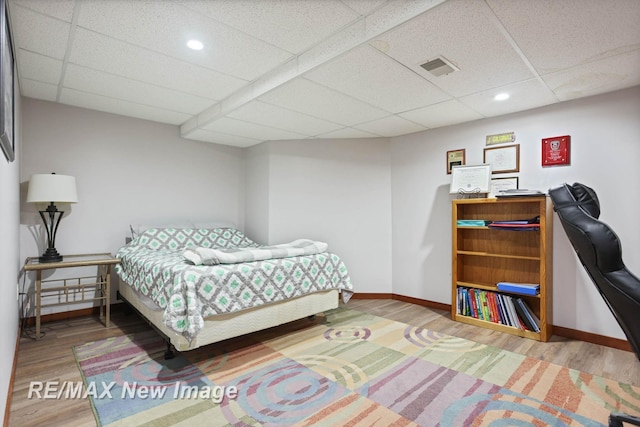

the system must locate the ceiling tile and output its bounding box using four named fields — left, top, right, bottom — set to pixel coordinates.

left=400, top=100, right=484, bottom=129
left=259, top=78, right=390, bottom=126
left=354, top=115, right=427, bottom=137
left=371, top=0, right=535, bottom=98
left=228, top=101, right=343, bottom=136
left=364, top=0, right=447, bottom=40
left=63, top=64, right=215, bottom=115
left=306, top=45, right=451, bottom=113
left=316, top=127, right=382, bottom=139
left=59, top=88, right=192, bottom=125
left=10, top=4, right=71, bottom=59
left=183, top=128, right=261, bottom=148
left=17, top=50, right=62, bottom=84
left=459, top=79, right=559, bottom=118
left=20, top=79, right=58, bottom=101
left=12, top=0, right=75, bottom=22
left=487, top=0, right=640, bottom=73
left=68, top=28, right=246, bottom=101
left=202, top=117, right=308, bottom=142
left=176, top=0, right=360, bottom=54
left=75, top=0, right=292, bottom=81
left=340, top=0, right=388, bottom=15
left=543, top=50, right=640, bottom=101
